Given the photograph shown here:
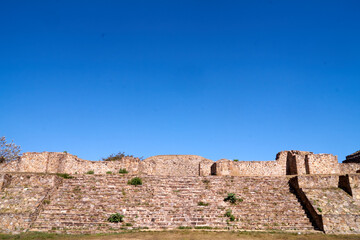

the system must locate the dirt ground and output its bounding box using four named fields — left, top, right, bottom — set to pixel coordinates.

left=1, top=231, right=360, bottom=240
